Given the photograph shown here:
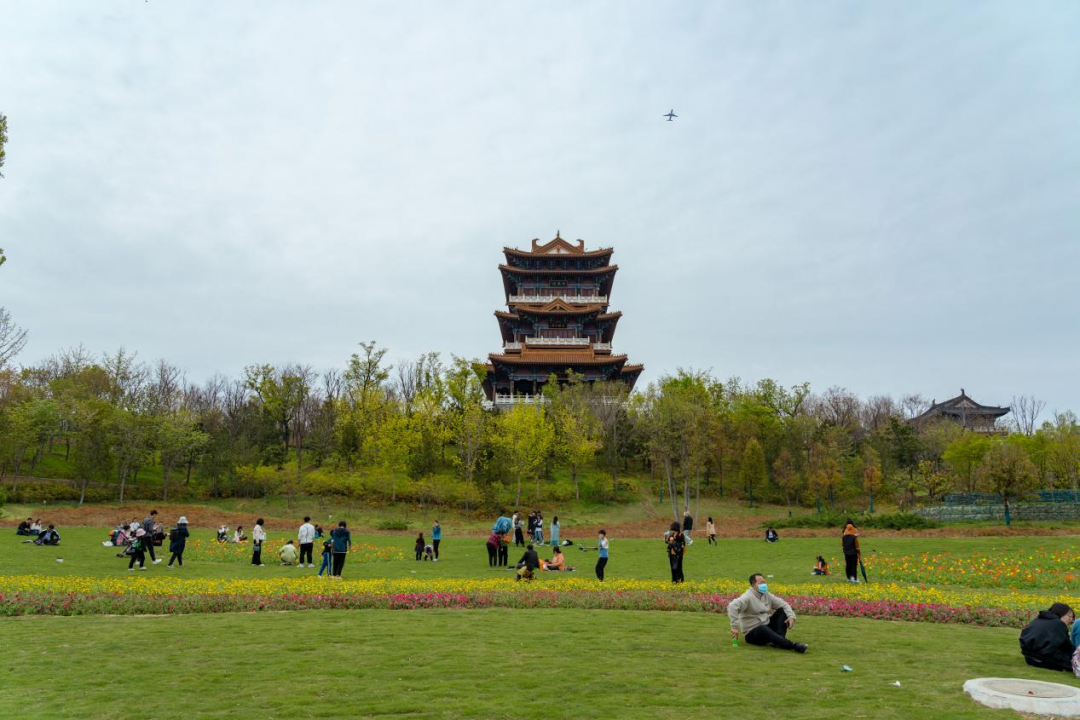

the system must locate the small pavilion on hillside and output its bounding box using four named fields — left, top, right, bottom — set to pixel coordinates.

left=910, top=389, right=1010, bottom=433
